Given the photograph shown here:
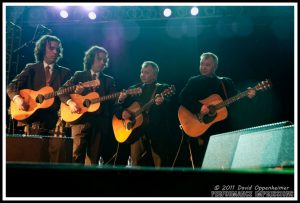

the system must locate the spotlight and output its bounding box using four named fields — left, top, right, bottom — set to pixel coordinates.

left=88, top=11, right=97, bottom=20
left=163, top=8, right=172, bottom=17
left=191, top=7, right=199, bottom=16
left=60, top=10, right=68, bottom=19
